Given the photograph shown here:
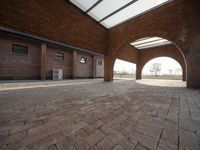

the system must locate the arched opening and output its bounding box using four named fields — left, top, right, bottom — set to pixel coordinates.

left=142, top=57, right=183, bottom=80
left=129, top=37, right=187, bottom=82
left=113, top=59, right=136, bottom=80
left=104, top=36, right=187, bottom=85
